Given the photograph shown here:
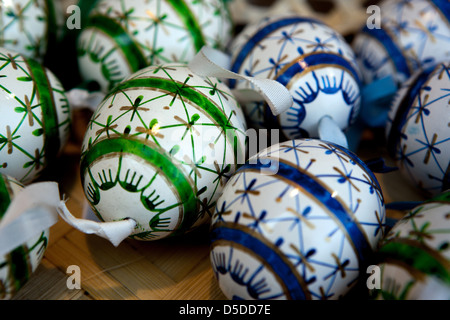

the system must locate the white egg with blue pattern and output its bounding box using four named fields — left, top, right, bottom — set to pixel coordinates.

left=210, top=139, right=385, bottom=300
